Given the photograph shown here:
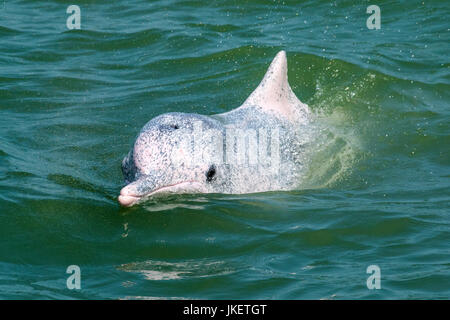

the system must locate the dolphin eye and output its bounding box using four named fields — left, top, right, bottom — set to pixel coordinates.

left=170, top=124, right=179, bottom=129
left=206, top=165, right=216, bottom=182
